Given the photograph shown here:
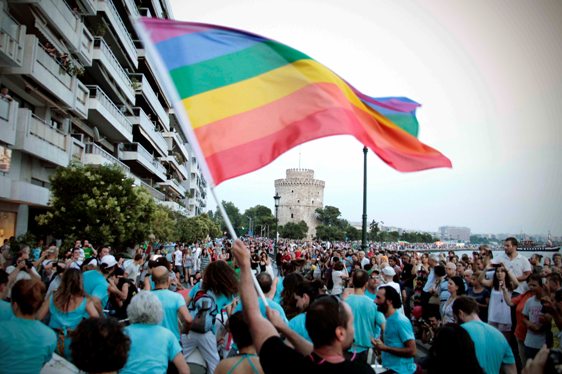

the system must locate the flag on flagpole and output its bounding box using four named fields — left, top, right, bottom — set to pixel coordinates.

left=136, top=18, right=452, bottom=186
